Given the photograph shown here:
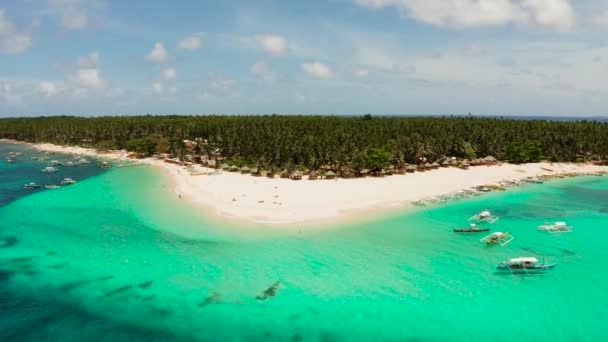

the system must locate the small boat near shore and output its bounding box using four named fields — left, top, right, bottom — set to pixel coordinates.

left=538, top=222, right=573, bottom=234
left=496, top=257, right=556, bottom=274
left=469, top=210, right=499, bottom=224
left=42, top=166, right=59, bottom=173
left=480, top=232, right=513, bottom=246
left=453, top=223, right=489, bottom=233
left=60, top=178, right=77, bottom=185
left=24, top=182, right=42, bottom=189
left=5, top=159, right=15, bottom=164
left=45, top=185, right=61, bottom=189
